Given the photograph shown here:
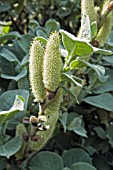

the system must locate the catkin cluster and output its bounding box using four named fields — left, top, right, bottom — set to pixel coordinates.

left=29, top=31, right=62, bottom=103
left=16, top=32, right=63, bottom=159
